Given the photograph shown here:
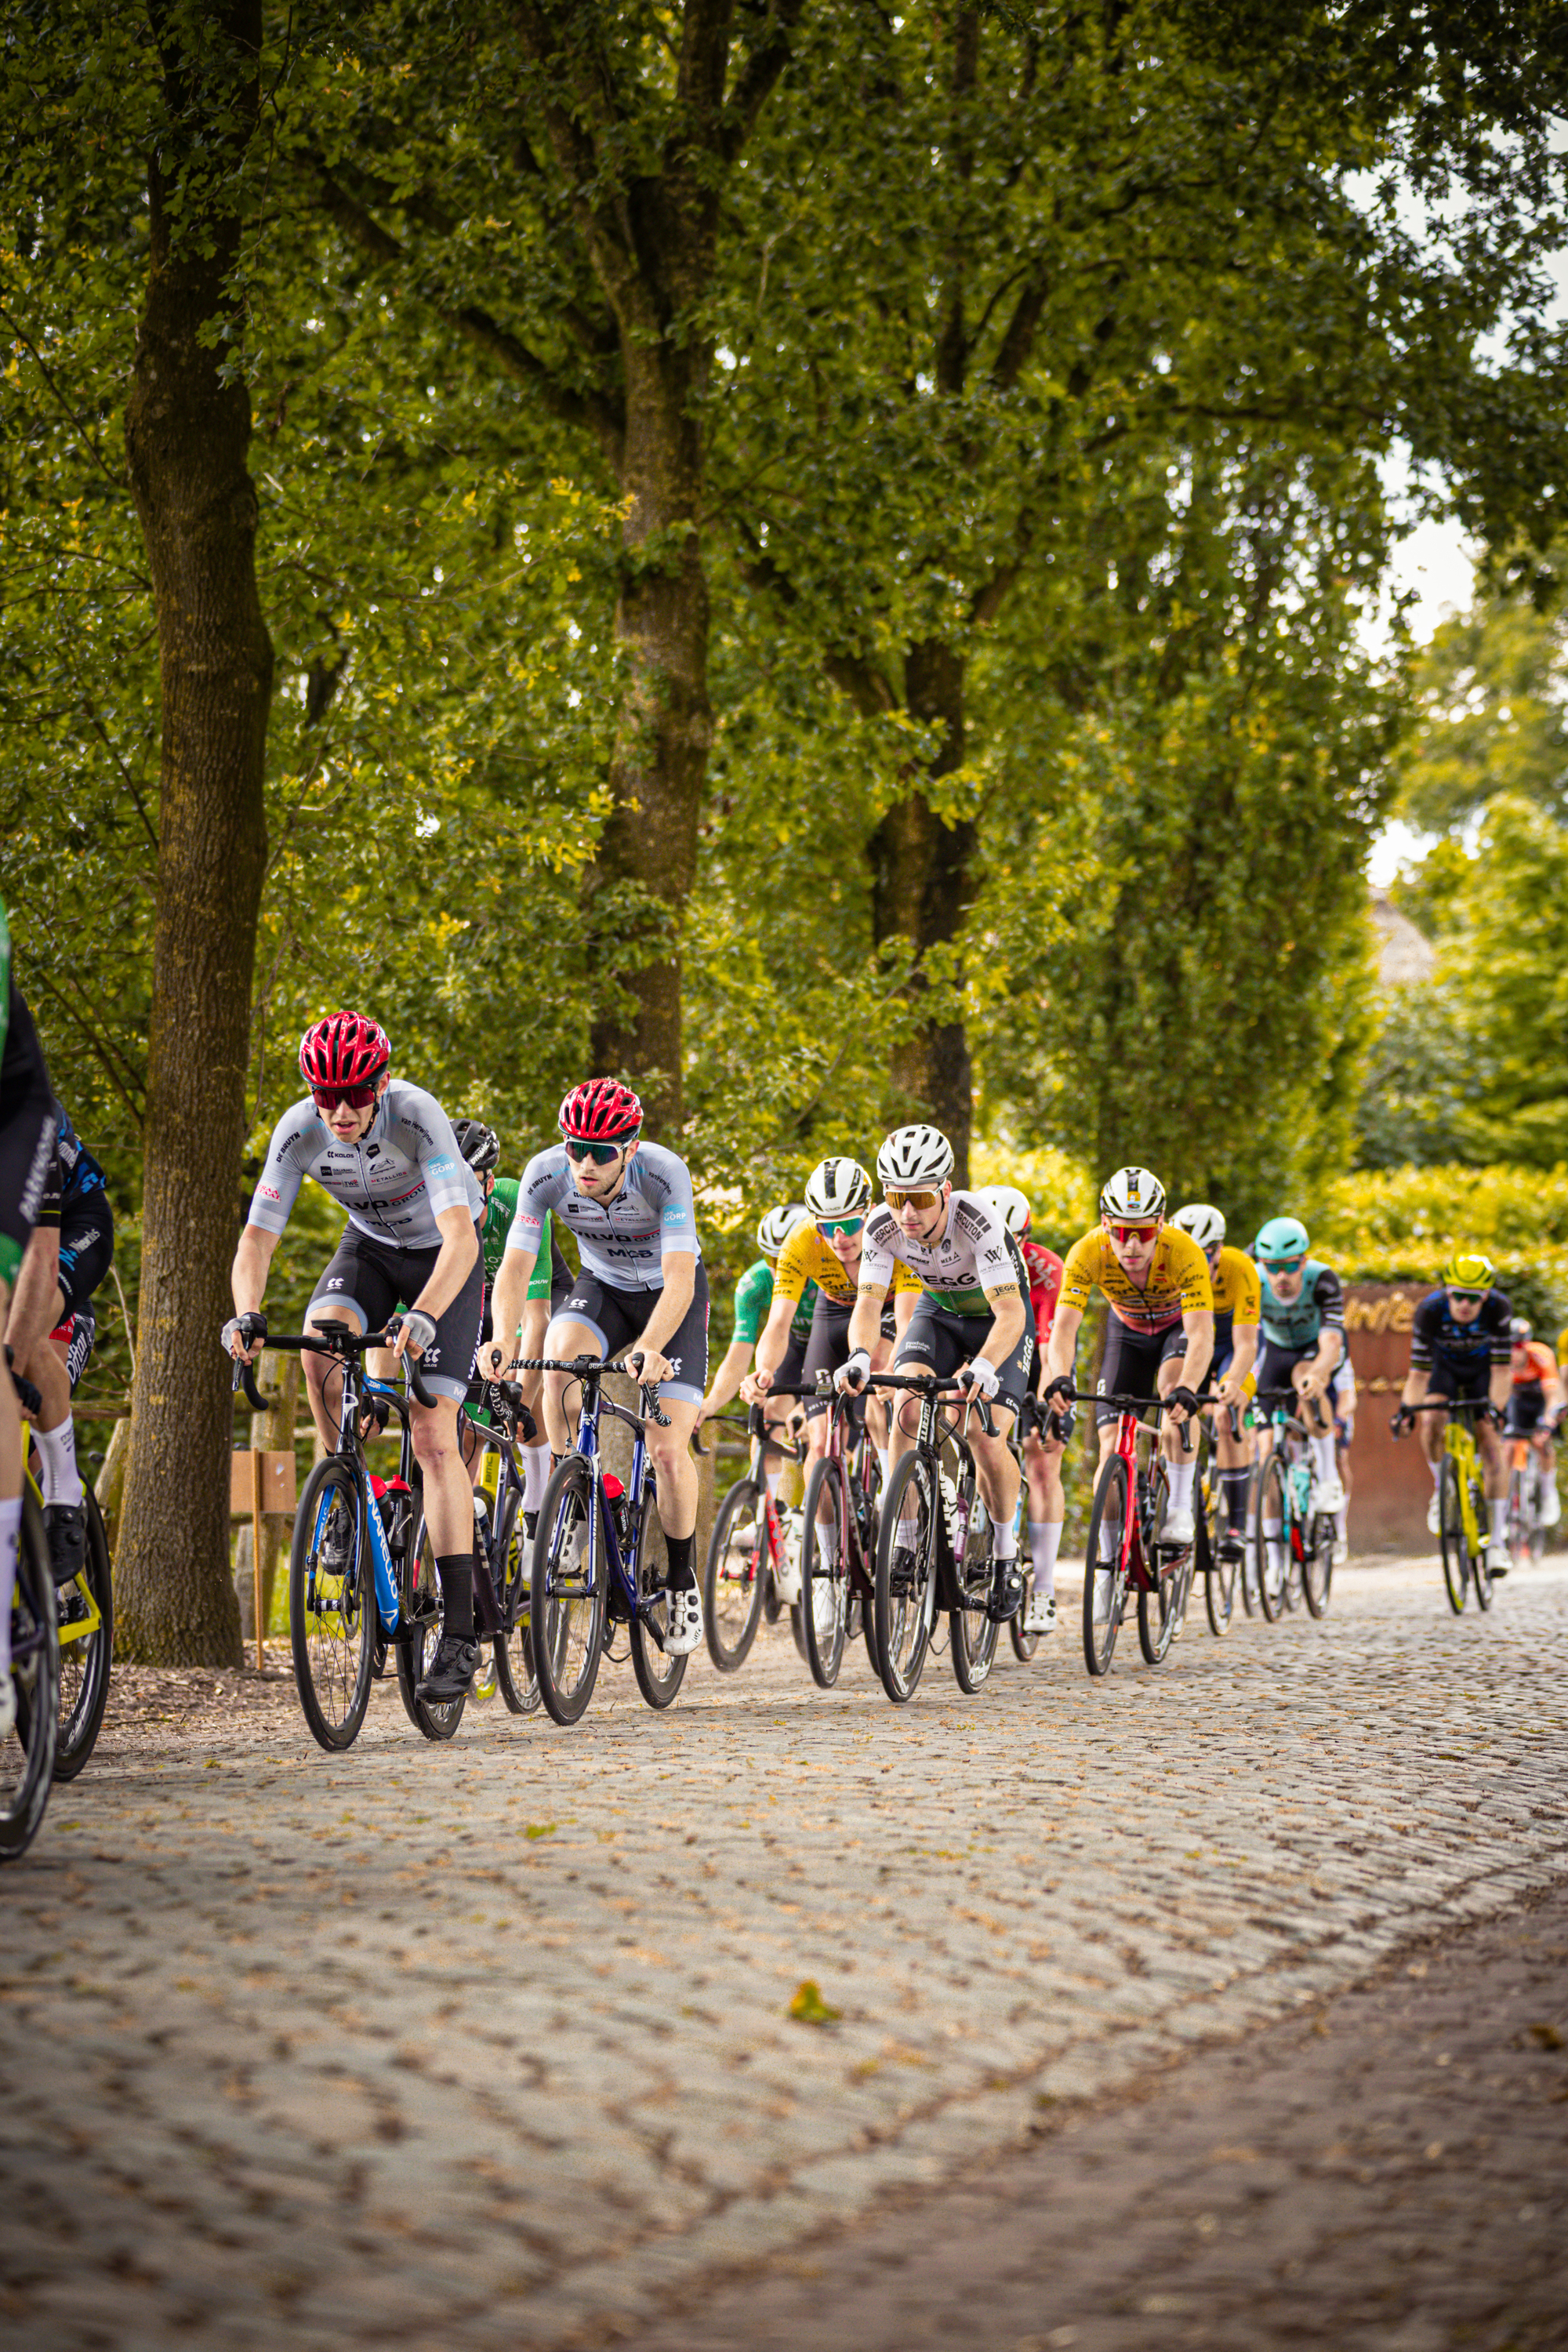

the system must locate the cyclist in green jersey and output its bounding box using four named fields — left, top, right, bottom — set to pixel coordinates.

left=699, top=1203, right=811, bottom=1463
